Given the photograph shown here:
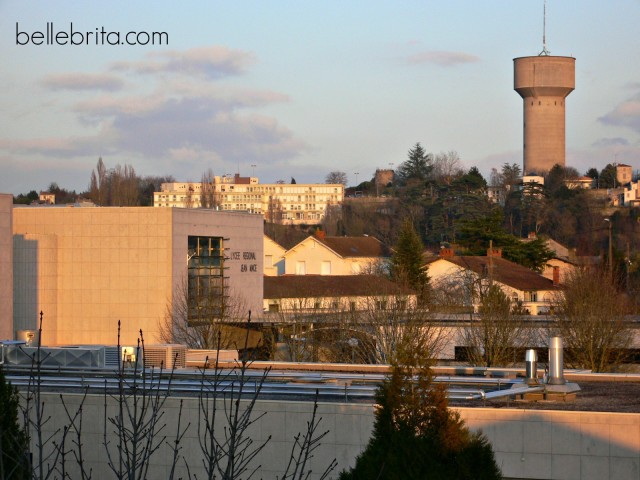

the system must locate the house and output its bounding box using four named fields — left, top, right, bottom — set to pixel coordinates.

left=283, top=234, right=391, bottom=276
left=39, top=192, right=55, bottom=204
left=263, top=274, right=415, bottom=314
left=622, top=180, right=640, bottom=206
left=264, top=235, right=286, bottom=276
left=564, top=176, right=594, bottom=190
left=425, top=248, right=561, bottom=315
